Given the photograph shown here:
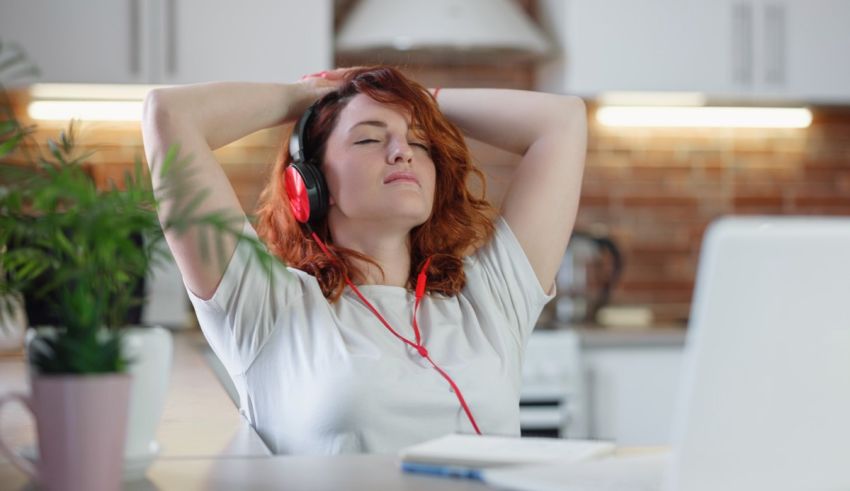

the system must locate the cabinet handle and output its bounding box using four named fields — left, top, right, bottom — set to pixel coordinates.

left=763, top=3, right=786, bottom=86
left=165, top=0, right=177, bottom=75
left=129, top=0, right=140, bottom=75
left=731, top=2, right=754, bottom=87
